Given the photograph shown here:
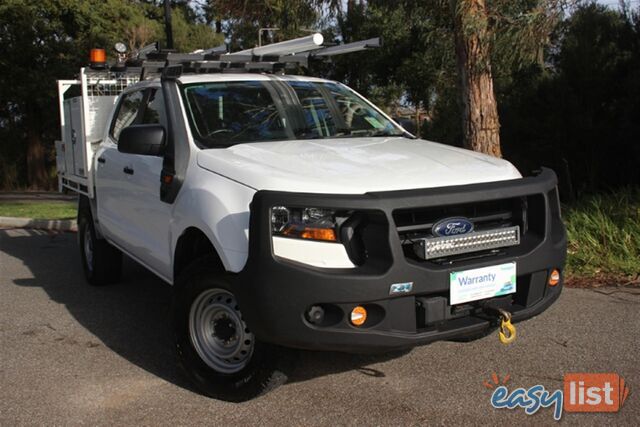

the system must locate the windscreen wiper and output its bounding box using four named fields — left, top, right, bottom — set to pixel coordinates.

left=294, top=127, right=323, bottom=139
left=366, top=129, right=412, bottom=138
